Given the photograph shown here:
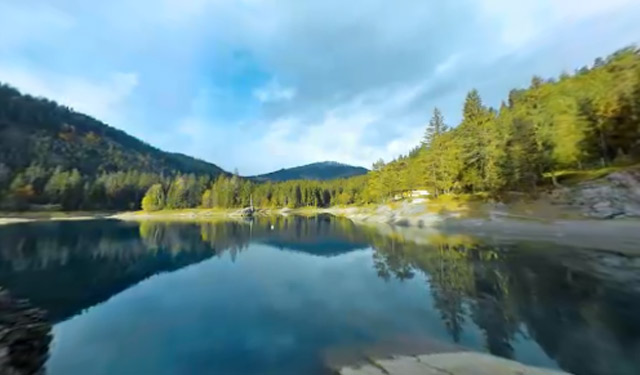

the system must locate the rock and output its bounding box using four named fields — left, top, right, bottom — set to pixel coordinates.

left=339, top=352, right=571, bottom=375
left=0, top=289, right=51, bottom=375
left=588, top=201, right=624, bottom=219
left=230, top=207, right=255, bottom=218
left=554, top=167, right=640, bottom=219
